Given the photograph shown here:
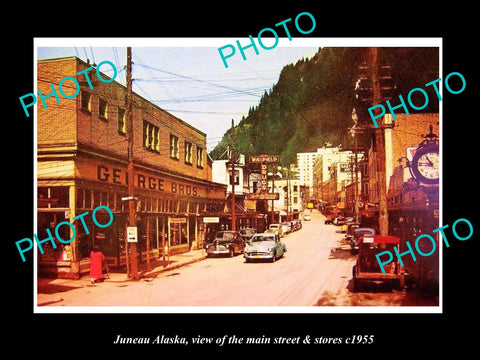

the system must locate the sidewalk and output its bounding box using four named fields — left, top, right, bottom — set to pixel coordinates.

left=36, top=249, right=207, bottom=306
